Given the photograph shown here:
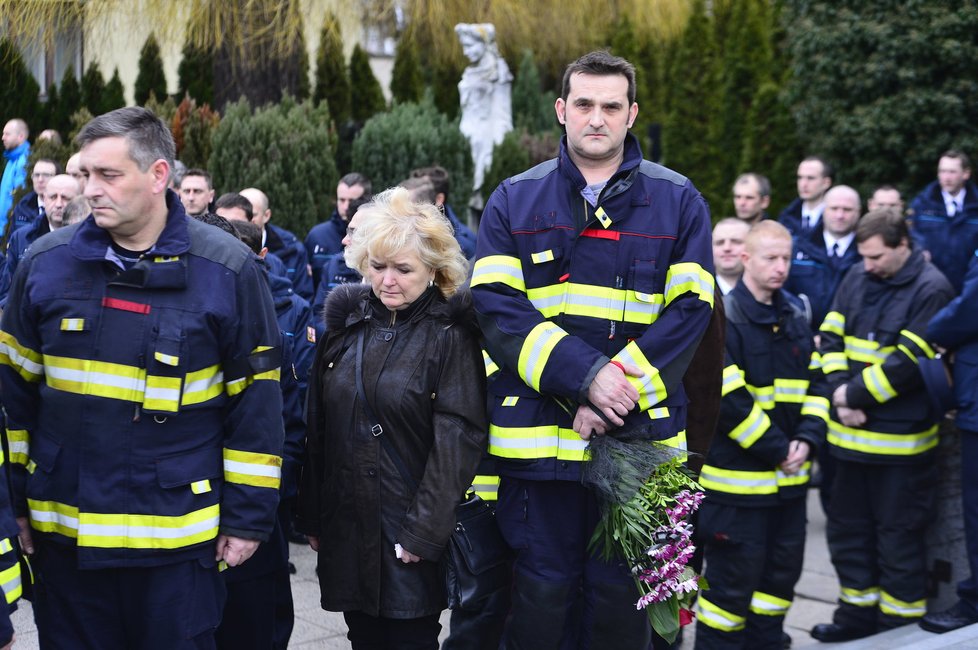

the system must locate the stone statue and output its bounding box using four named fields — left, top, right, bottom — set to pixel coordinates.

left=455, top=23, right=512, bottom=195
